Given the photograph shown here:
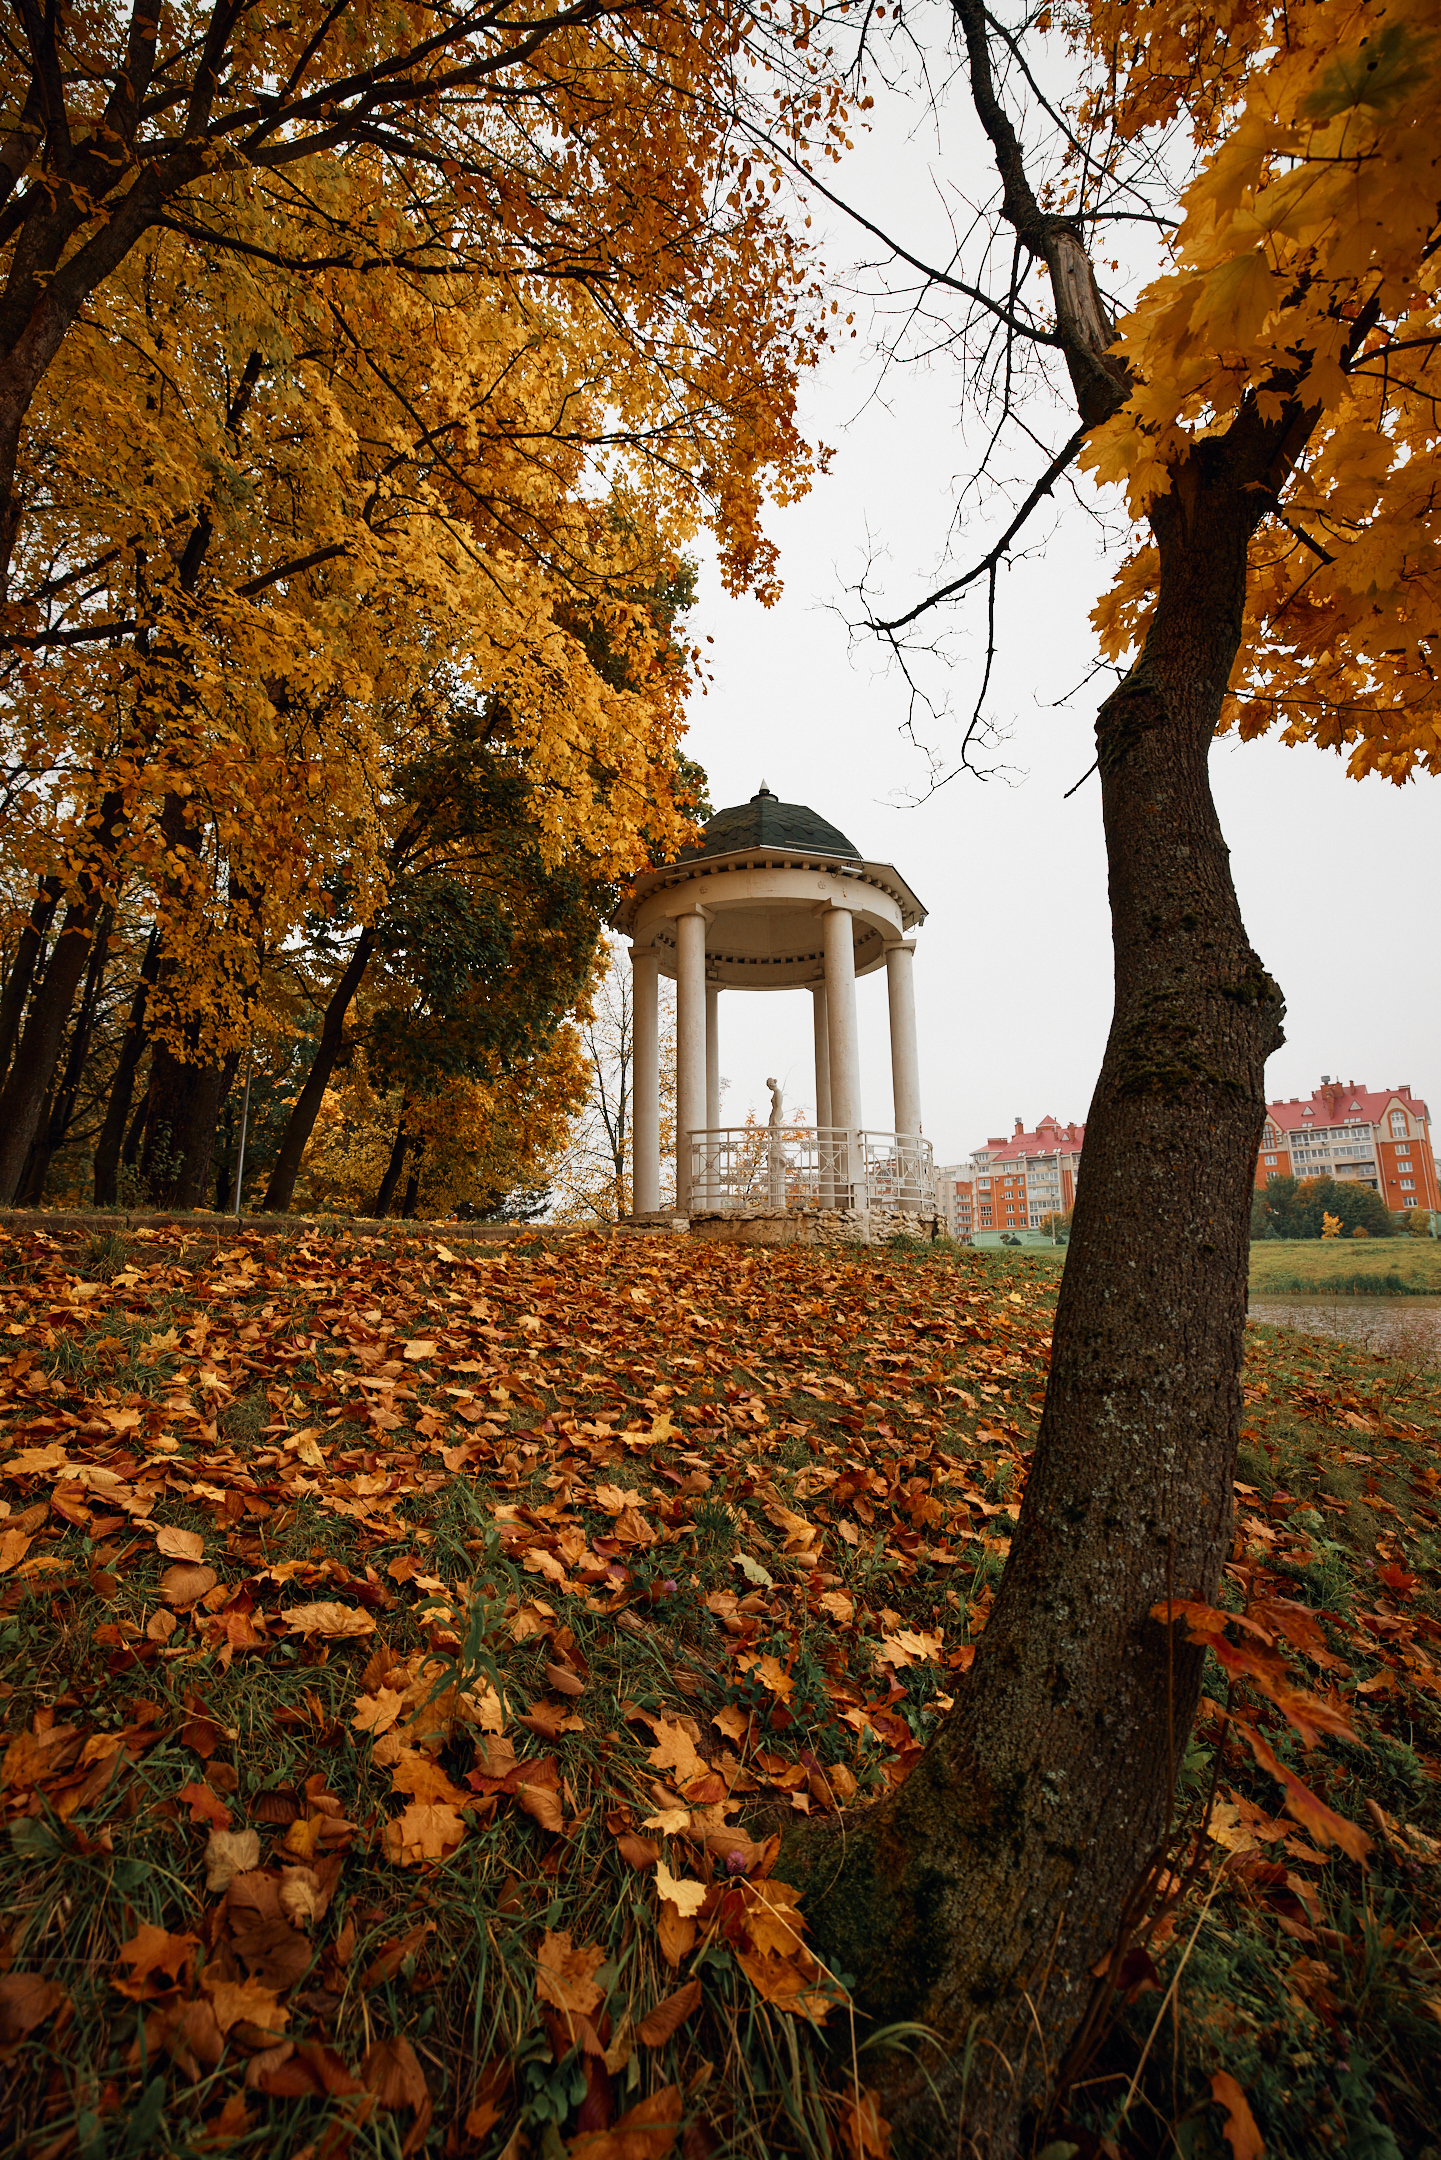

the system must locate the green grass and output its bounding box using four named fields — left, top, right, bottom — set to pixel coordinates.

left=1249, top=1236, right=1441, bottom=1297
